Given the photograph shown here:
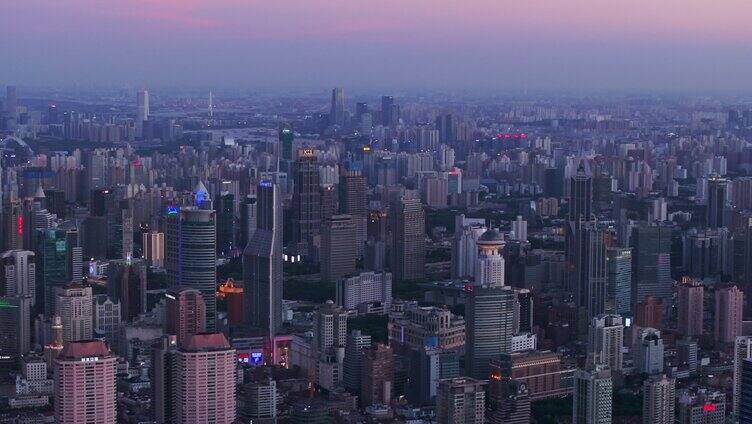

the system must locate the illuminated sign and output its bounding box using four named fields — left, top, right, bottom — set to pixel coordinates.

left=80, top=357, right=99, bottom=362
left=16, top=216, right=23, bottom=235
left=300, top=149, right=315, bottom=157
left=259, top=180, right=273, bottom=188
left=496, top=133, right=528, bottom=139
left=165, top=294, right=176, bottom=300
left=703, top=404, right=717, bottom=412
left=0, top=300, right=18, bottom=308
left=167, top=206, right=179, bottom=215
left=251, top=352, right=263, bottom=365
